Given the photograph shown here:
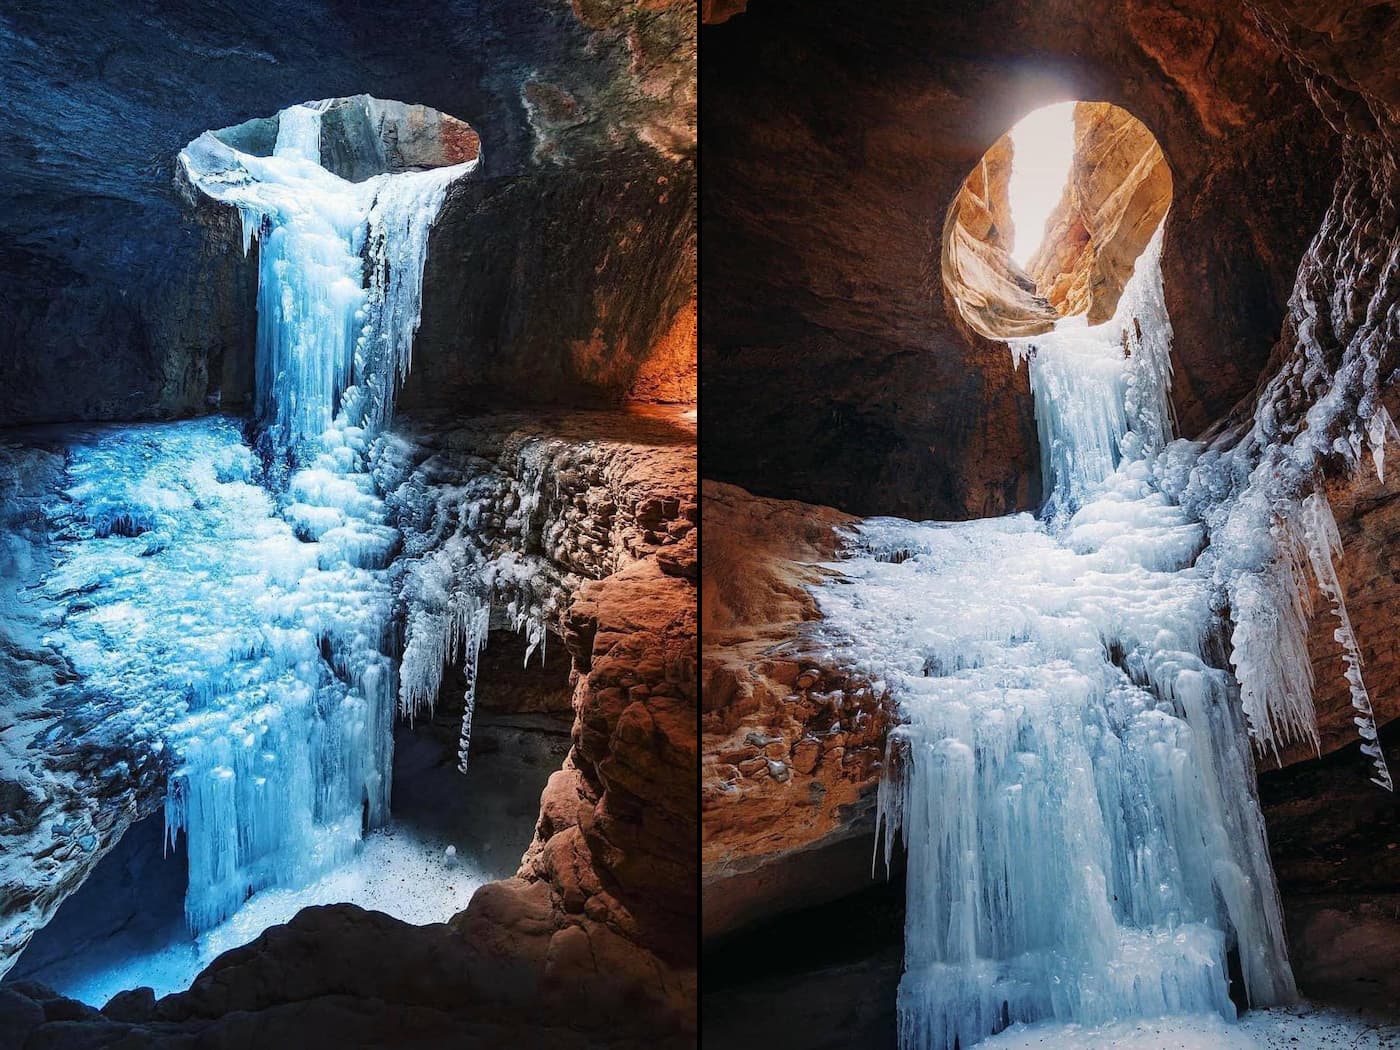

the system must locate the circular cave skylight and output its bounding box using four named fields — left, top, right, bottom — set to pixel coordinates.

left=193, top=94, right=480, bottom=183
left=942, top=101, right=1172, bottom=341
